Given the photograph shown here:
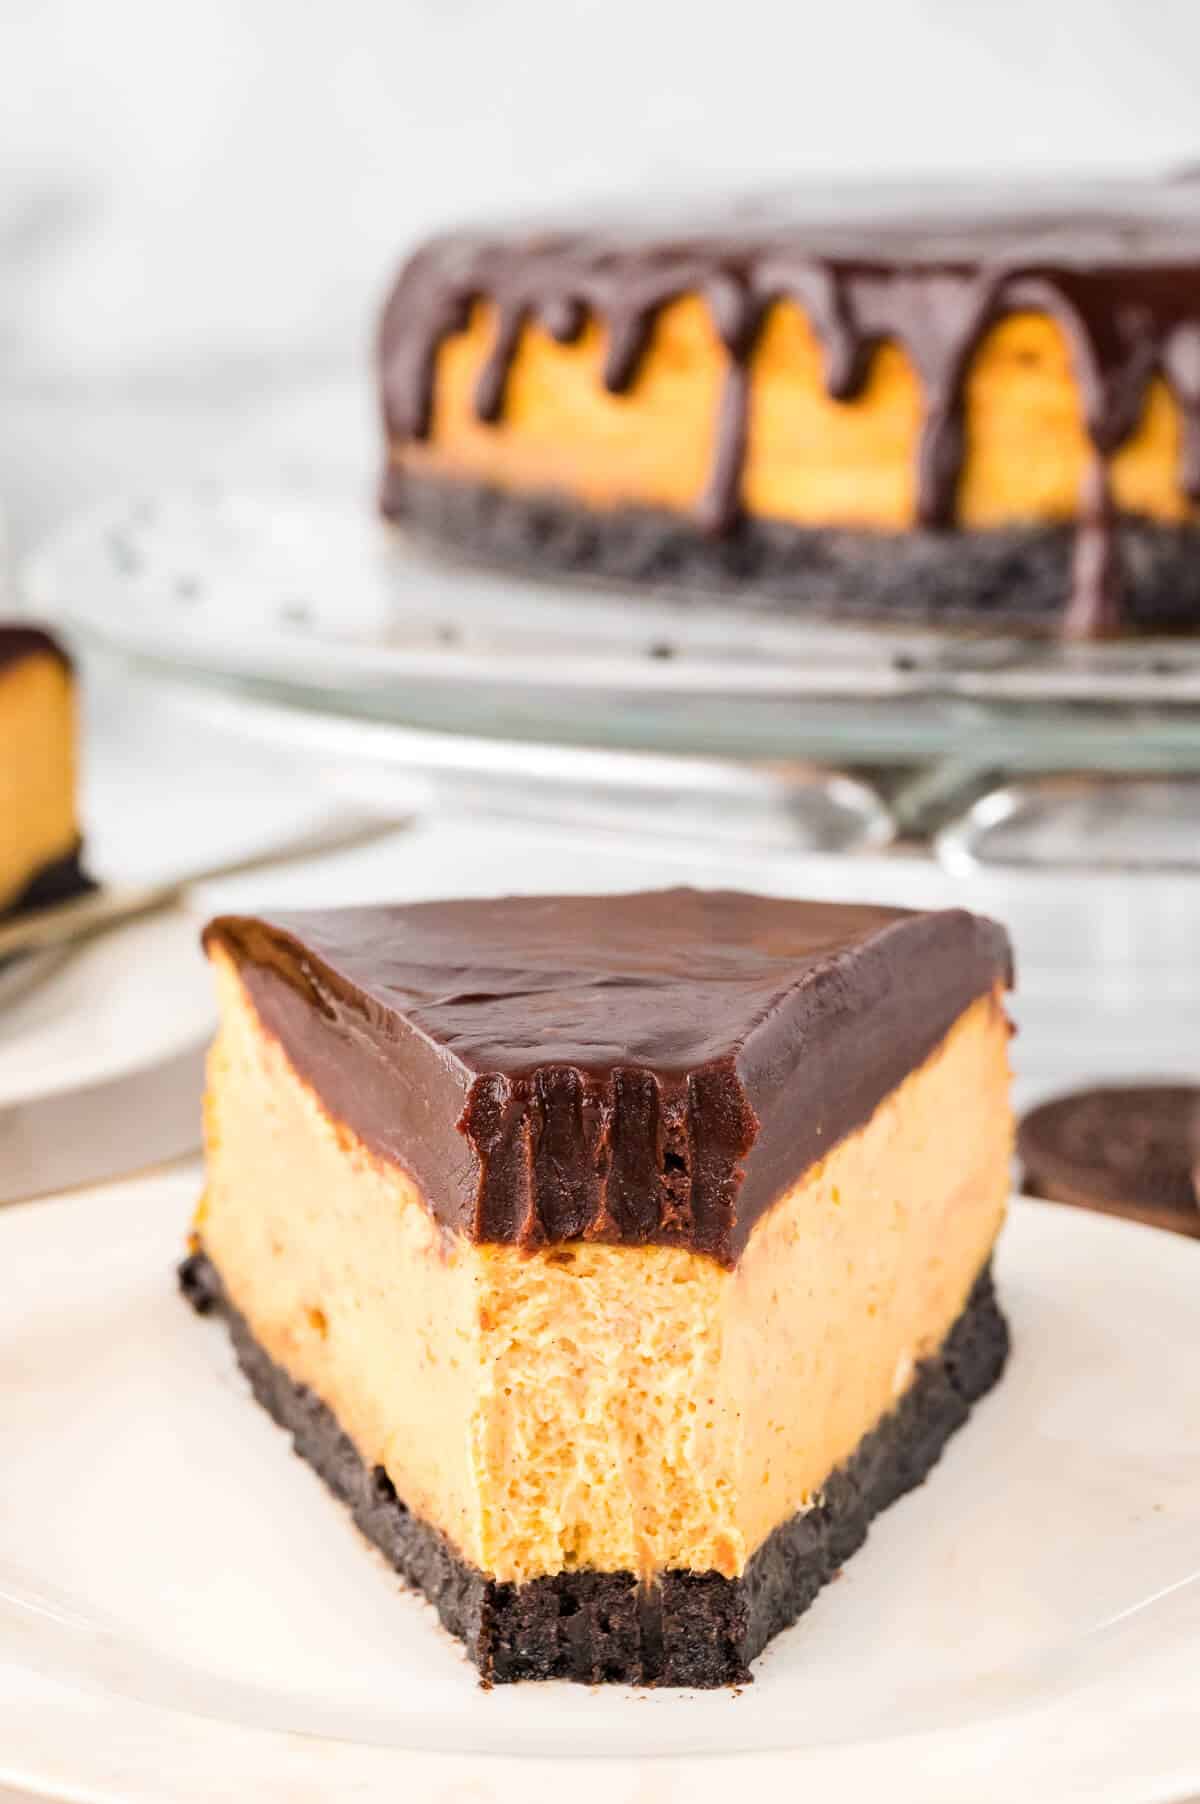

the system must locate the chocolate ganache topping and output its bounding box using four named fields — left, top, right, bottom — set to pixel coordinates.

left=379, top=177, right=1200, bottom=637
left=0, top=625, right=71, bottom=674
left=207, top=888, right=1012, bottom=1264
